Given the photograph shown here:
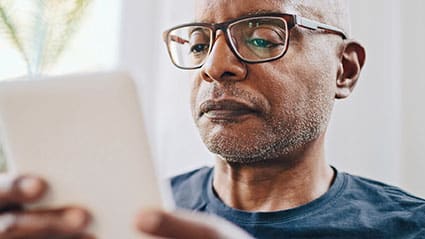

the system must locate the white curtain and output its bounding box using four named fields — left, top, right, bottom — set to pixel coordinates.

left=118, top=0, right=425, bottom=198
